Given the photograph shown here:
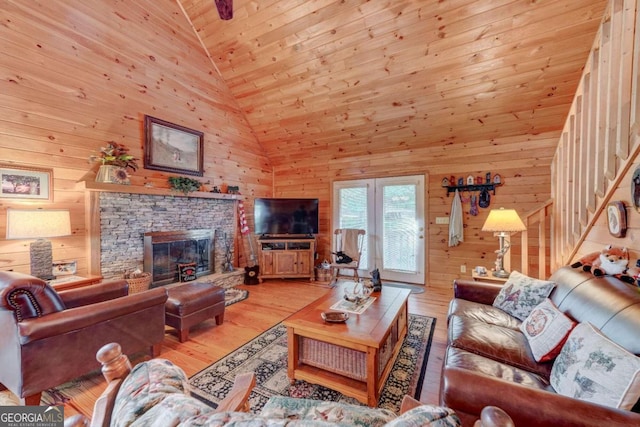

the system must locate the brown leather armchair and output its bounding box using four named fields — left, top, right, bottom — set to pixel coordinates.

left=0, top=271, right=168, bottom=405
